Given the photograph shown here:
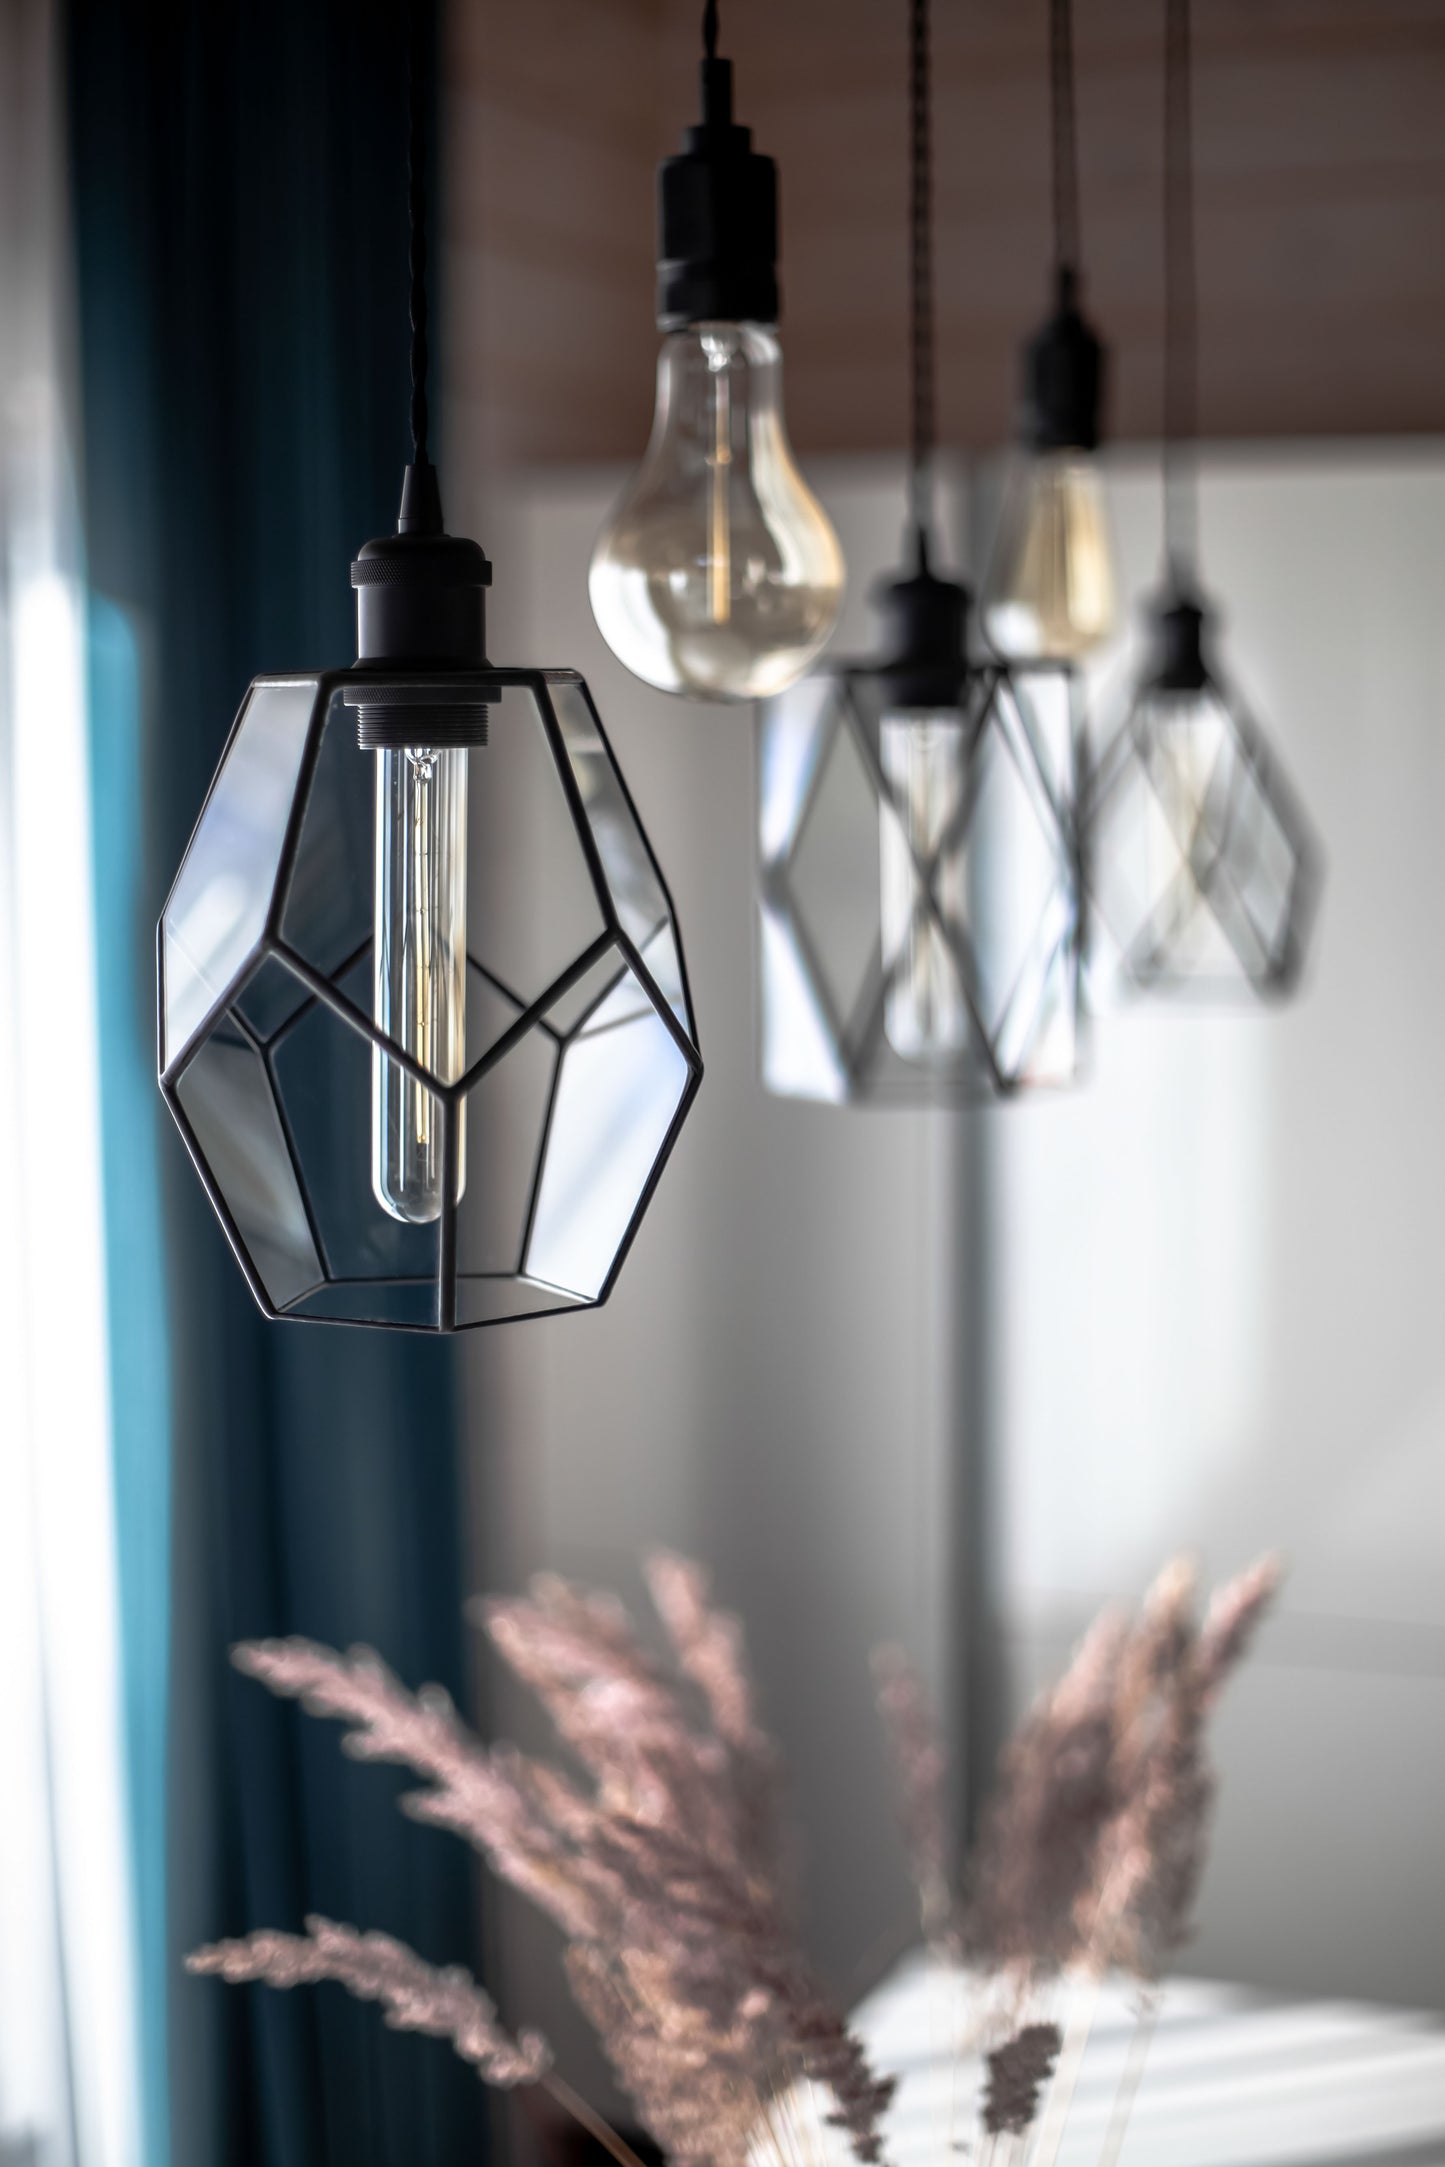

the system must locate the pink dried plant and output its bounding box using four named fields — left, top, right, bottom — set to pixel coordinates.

left=187, top=1916, right=549, bottom=2086
left=194, top=1554, right=894, bottom=2167
left=881, top=1555, right=1280, bottom=1988
left=872, top=1554, right=1282, bottom=2152
left=981, top=2021, right=1062, bottom=2137
left=870, top=1645, right=962, bottom=1958
left=1086, top=1553, right=1283, bottom=1979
